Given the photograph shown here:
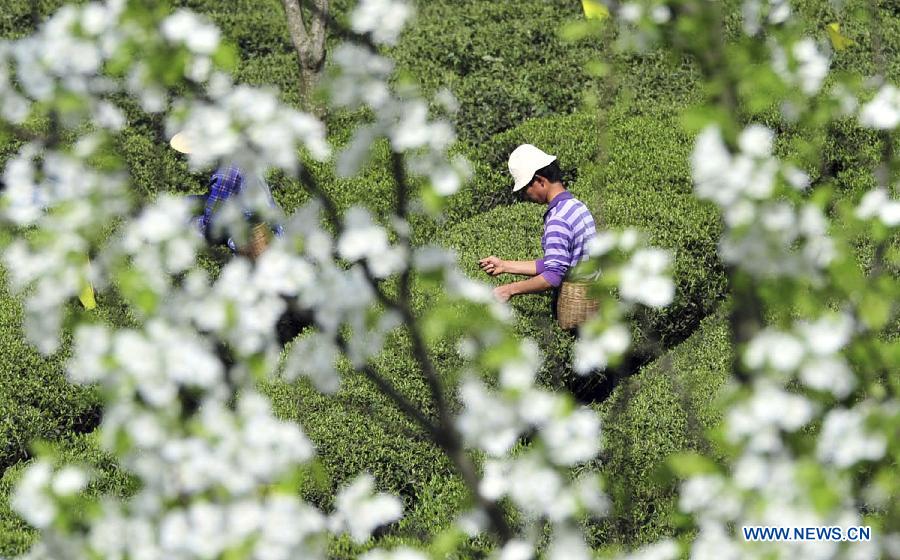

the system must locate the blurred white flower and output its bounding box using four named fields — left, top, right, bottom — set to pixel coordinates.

left=547, top=526, right=591, bottom=560
left=859, top=84, right=900, bottom=129
left=51, top=466, right=88, bottom=496
left=818, top=407, right=887, bottom=468
left=541, top=408, right=601, bottom=466
left=623, top=539, right=680, bottom=560
left=12, top=461, right=56, bottom=529
left=800, top=356, right=856, bottom=398
left=679, top=475, right=724, bottom=514
left=362, top=548, right=429, bottom=560
left=744, top=329, right=805, bottom=373
left=499, top=340, right=541, bottom=390
left=284, top=333, right=340, bottom=392
left=797, top=313, right=854, bottom=355
left=457, top=378, right=522, bottom=456
left=651, top=6, right=672, bottom=24
left=339, top=207, right=390, bottom=261
left=499, top=539, right=533, bottom=560
left=619, top=248, right=675, bottom=307
left=728, top=382, right=815, bottom=443
left=620, top=3, right=642, bottom=22
left=574, top=323, right=631, bottom=373
left=783, top=165, right=811, bottom=189
left=768, top=0, right=791, bottom=24
left=587, top=231, right=617, bottom=256
left=739, top=124, right=774, bottom=157
left=330, top=474, right=403, bottom=543
left=351, top=0, right=414, bottom=45
left=856, top=188, right=900, bottom=226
